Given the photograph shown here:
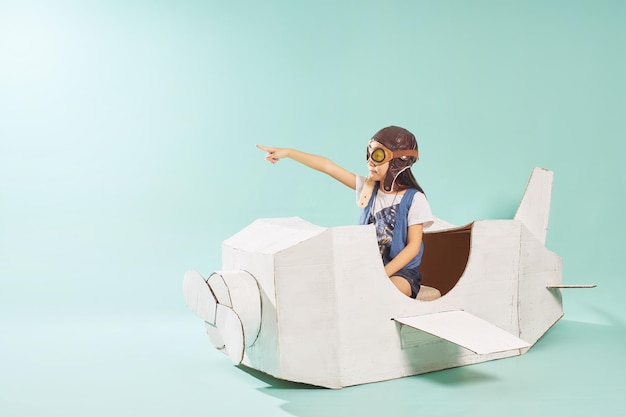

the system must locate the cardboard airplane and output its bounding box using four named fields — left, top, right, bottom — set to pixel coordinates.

left=183, top=167, right=591, bottom=388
